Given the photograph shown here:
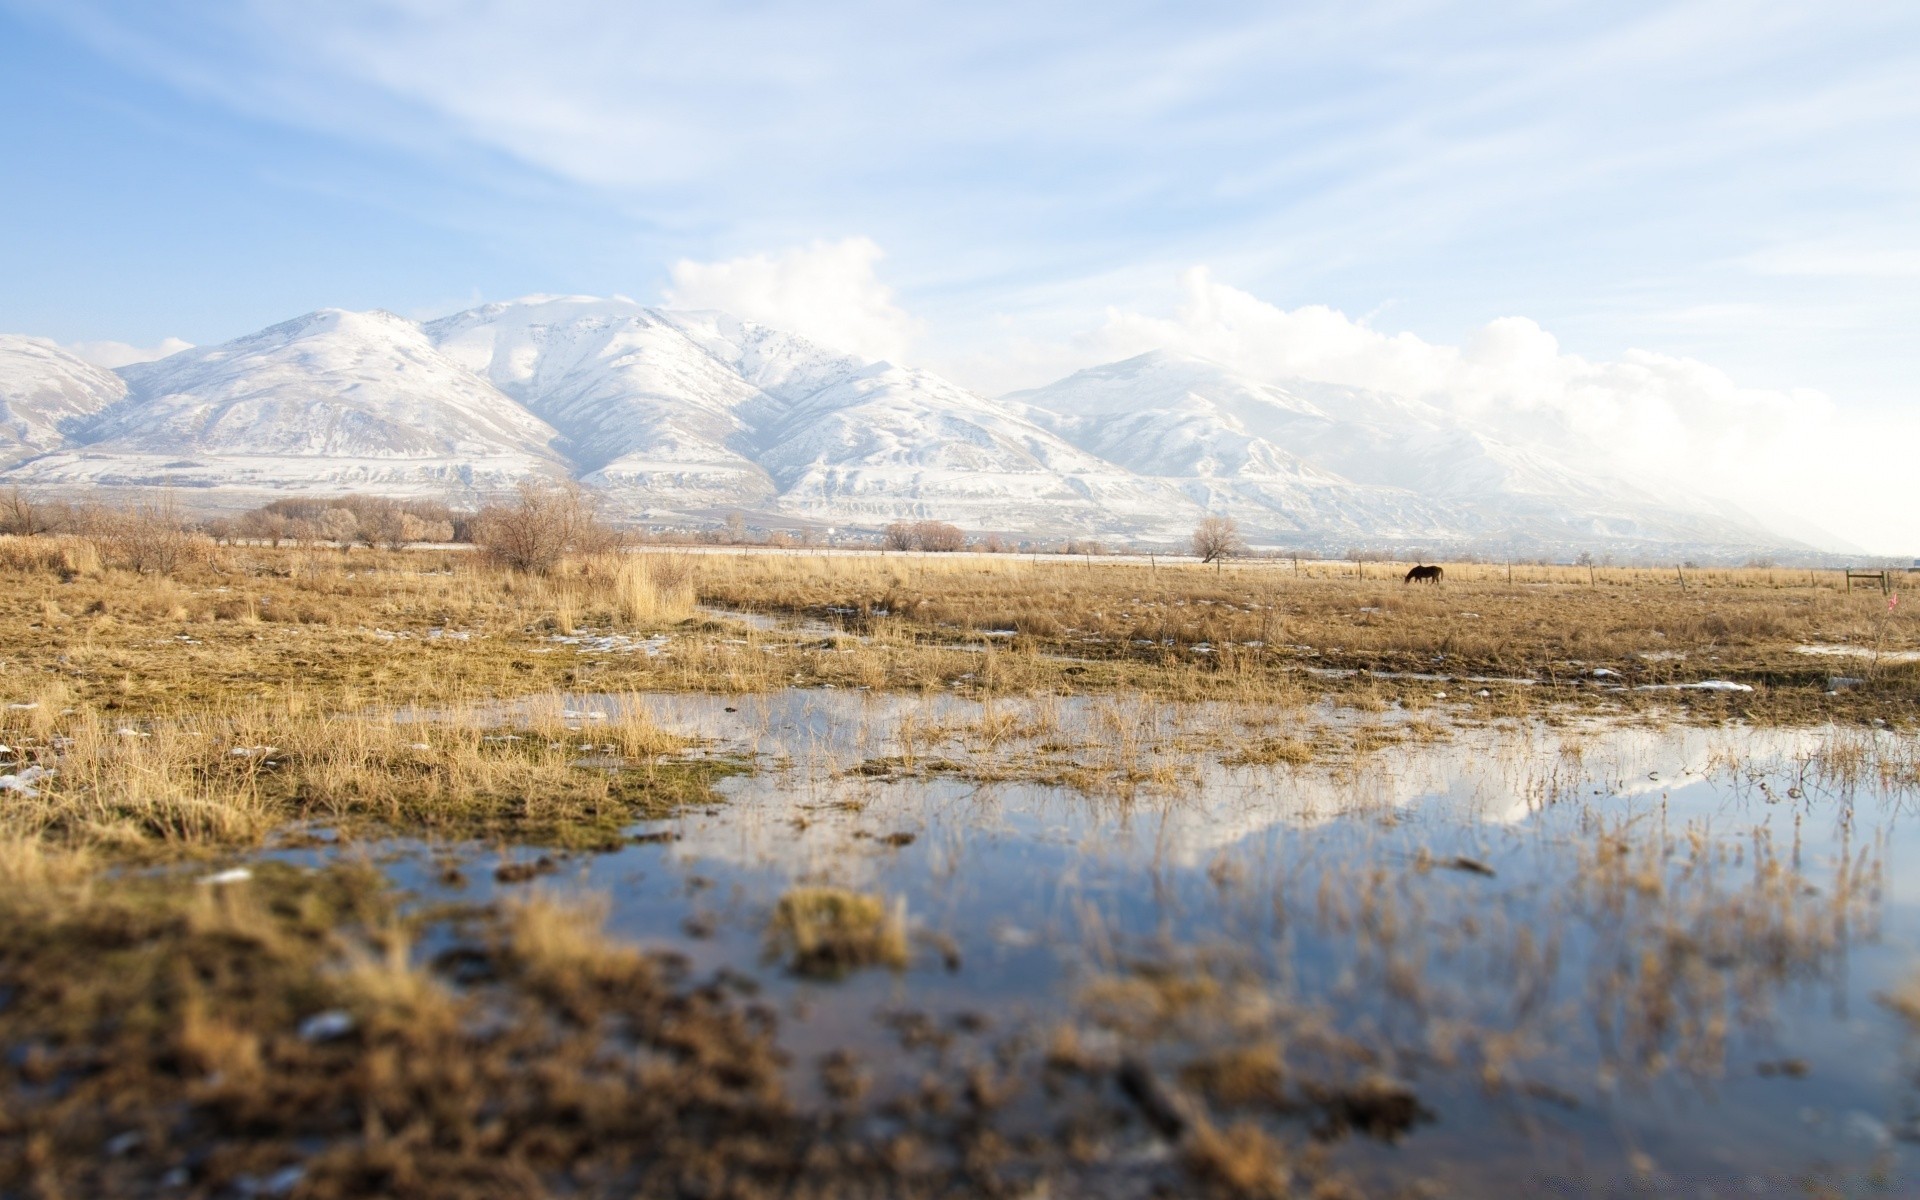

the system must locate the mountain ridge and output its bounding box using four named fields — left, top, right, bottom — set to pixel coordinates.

left=0, top=299, right=1807, bottom=554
